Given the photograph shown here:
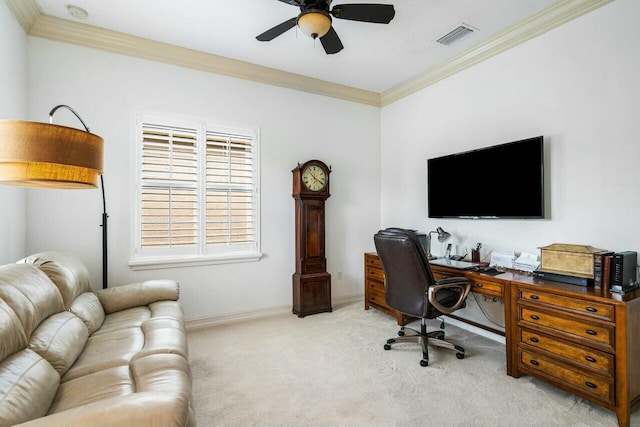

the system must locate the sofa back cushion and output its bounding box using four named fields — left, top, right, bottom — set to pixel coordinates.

left=0, top=264, right=64, bottom=340
left=0, top=299, right=27, bottom=362
left=0, top=349, right=60, bottom=426
left=19, top=252, right=92, bottom=310
left=70, top=292, right=105, bottom=335
left=29, top=311, right=89, bottom=376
